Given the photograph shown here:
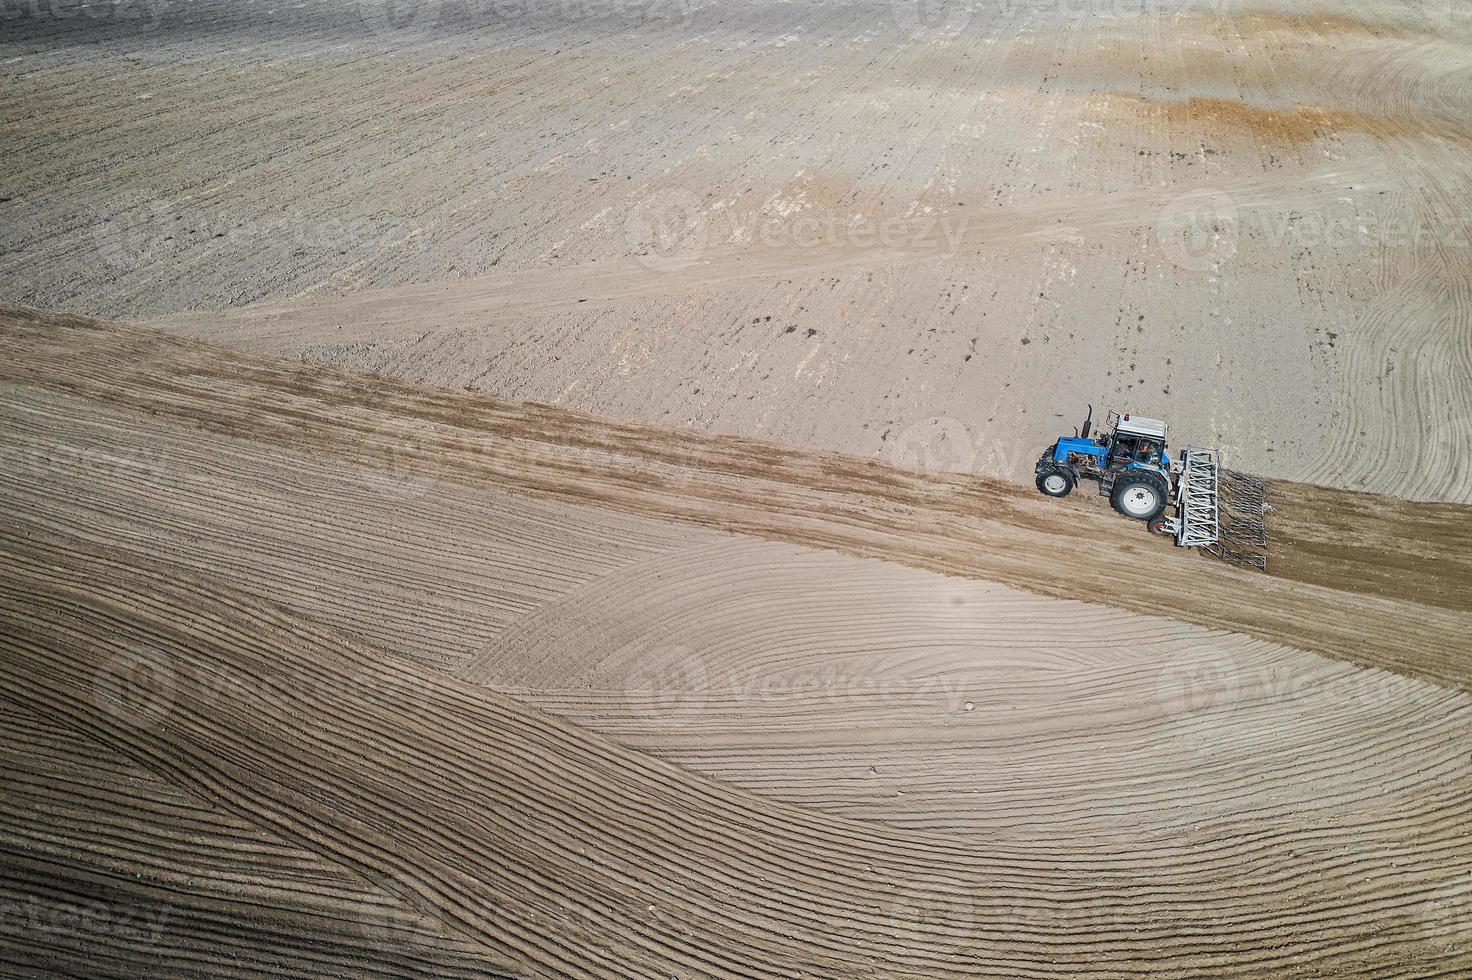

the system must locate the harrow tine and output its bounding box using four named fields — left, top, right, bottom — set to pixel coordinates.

left=1209, top=542, right=1269, bottom=571
left=1213, top=468, right=1269, bottom=567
